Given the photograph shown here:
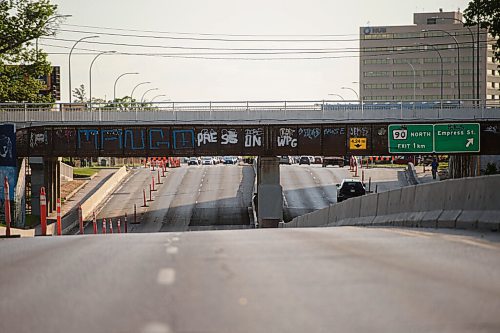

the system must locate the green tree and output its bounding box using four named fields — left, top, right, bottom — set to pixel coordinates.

left=0, top=0, right=60, bottom=103
left=72, top=84, right=87, bottom=103
left=464, top=0, right=500, bottom=63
